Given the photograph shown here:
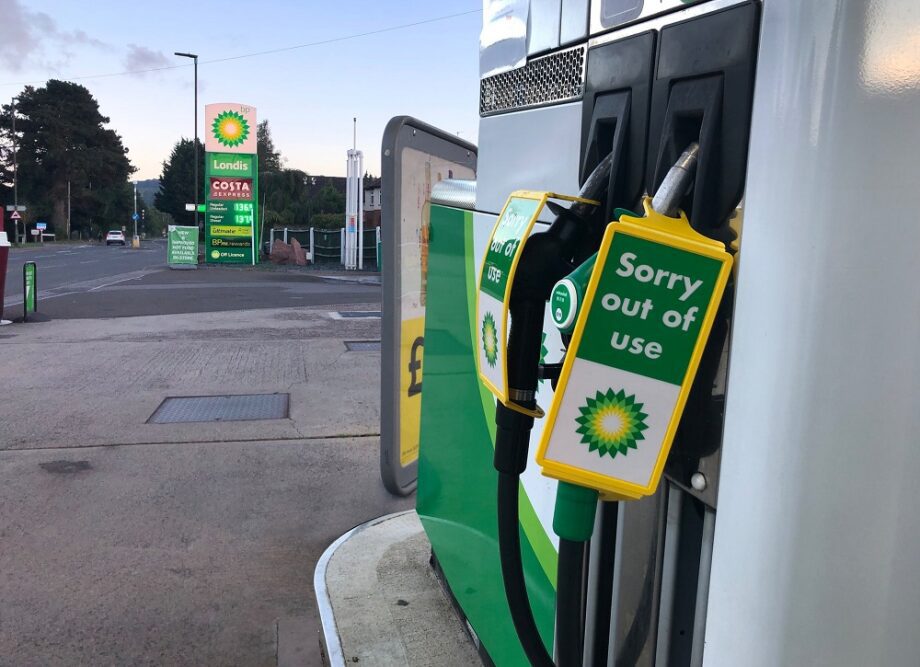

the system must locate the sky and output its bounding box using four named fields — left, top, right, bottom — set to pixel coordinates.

left=0, top=0, right=483, bottom=180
